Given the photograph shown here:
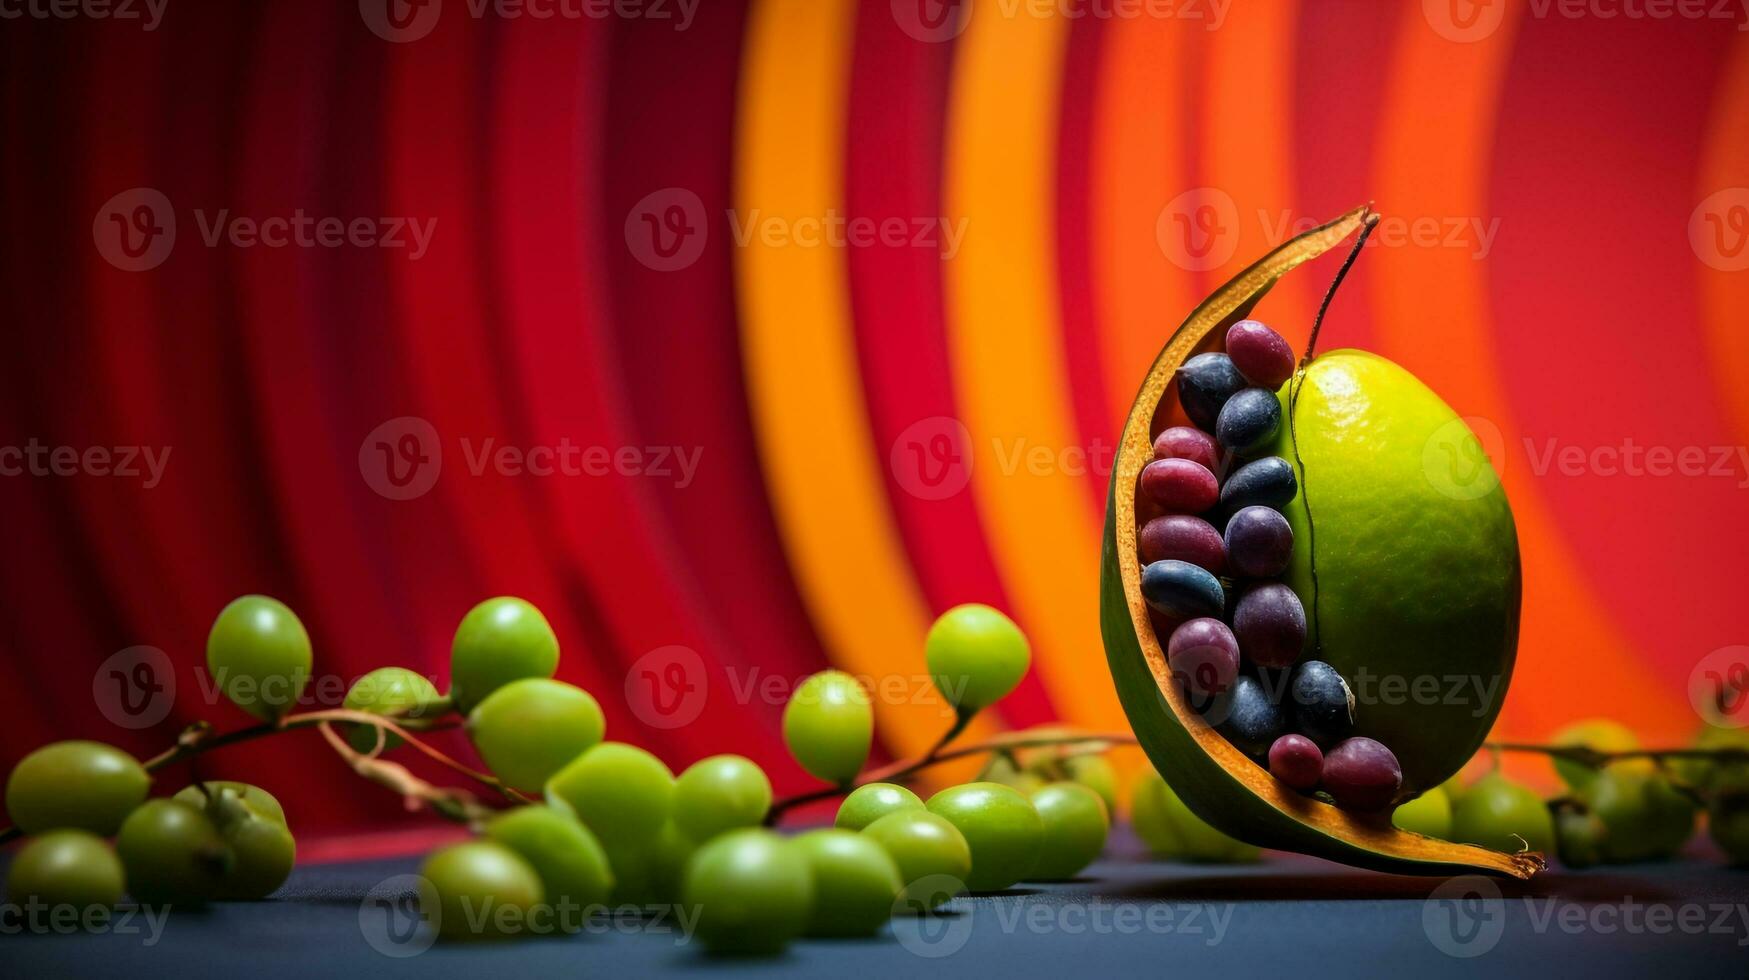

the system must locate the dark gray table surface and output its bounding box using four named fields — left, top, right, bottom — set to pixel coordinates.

left=5, top=832, right=1747, bottom=977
